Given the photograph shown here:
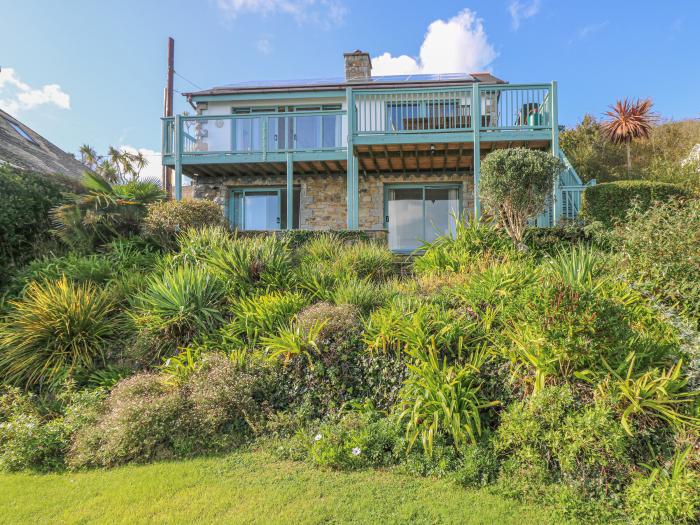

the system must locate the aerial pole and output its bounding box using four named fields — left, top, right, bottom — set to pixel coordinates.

left=162, top=37, right=175, bottom=197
